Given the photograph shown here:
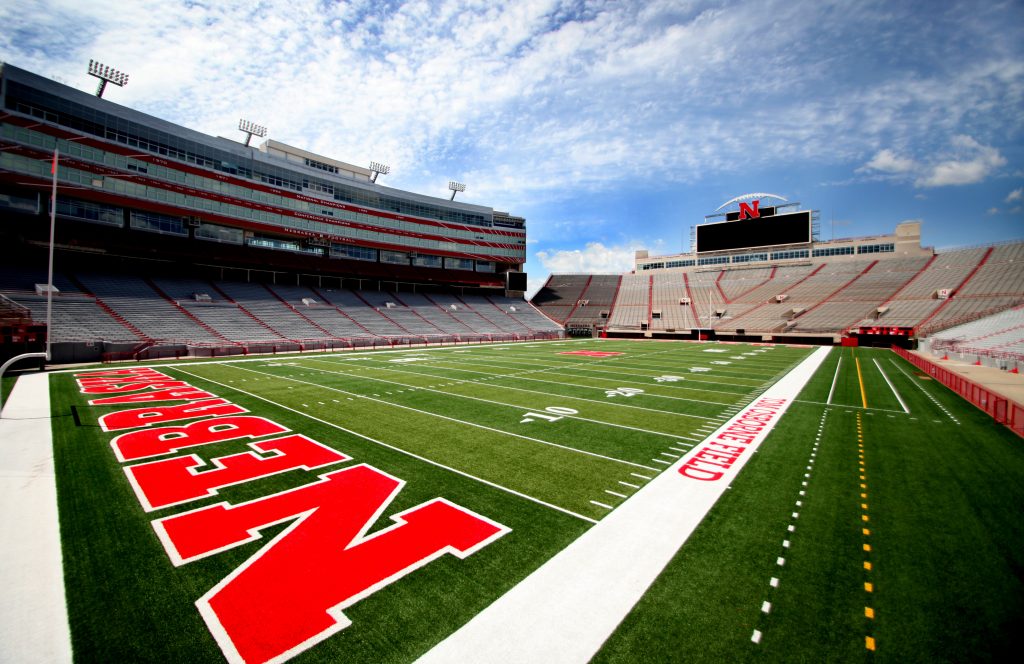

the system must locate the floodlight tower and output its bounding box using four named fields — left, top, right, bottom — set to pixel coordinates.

left=448, top=180, right=466, bottom=201
left=369, top=161, right=390, bottom=183
left=87, top=59, right=129, bottom=98
left=238, top=119, right=267, bottom=146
